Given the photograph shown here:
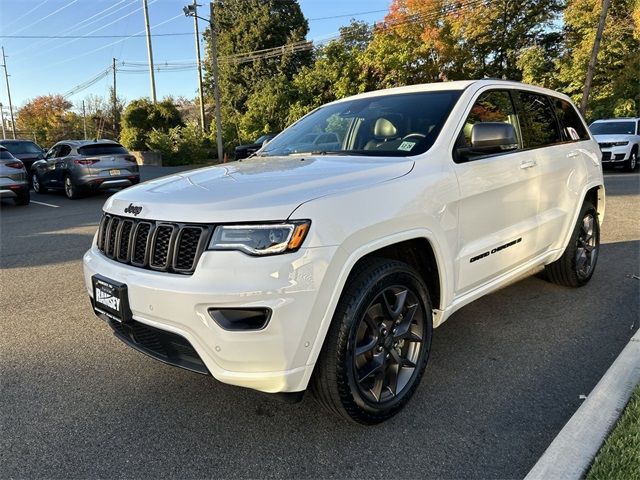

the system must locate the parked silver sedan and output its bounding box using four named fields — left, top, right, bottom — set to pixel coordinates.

left=31, top=140, right=140, bottom=199
left=0, top=146, right=30, bottom=206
